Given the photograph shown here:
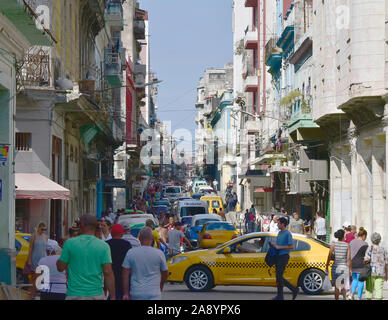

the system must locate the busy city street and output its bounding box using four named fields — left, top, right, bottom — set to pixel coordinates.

left=0, top=0, right=388, bottom=308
